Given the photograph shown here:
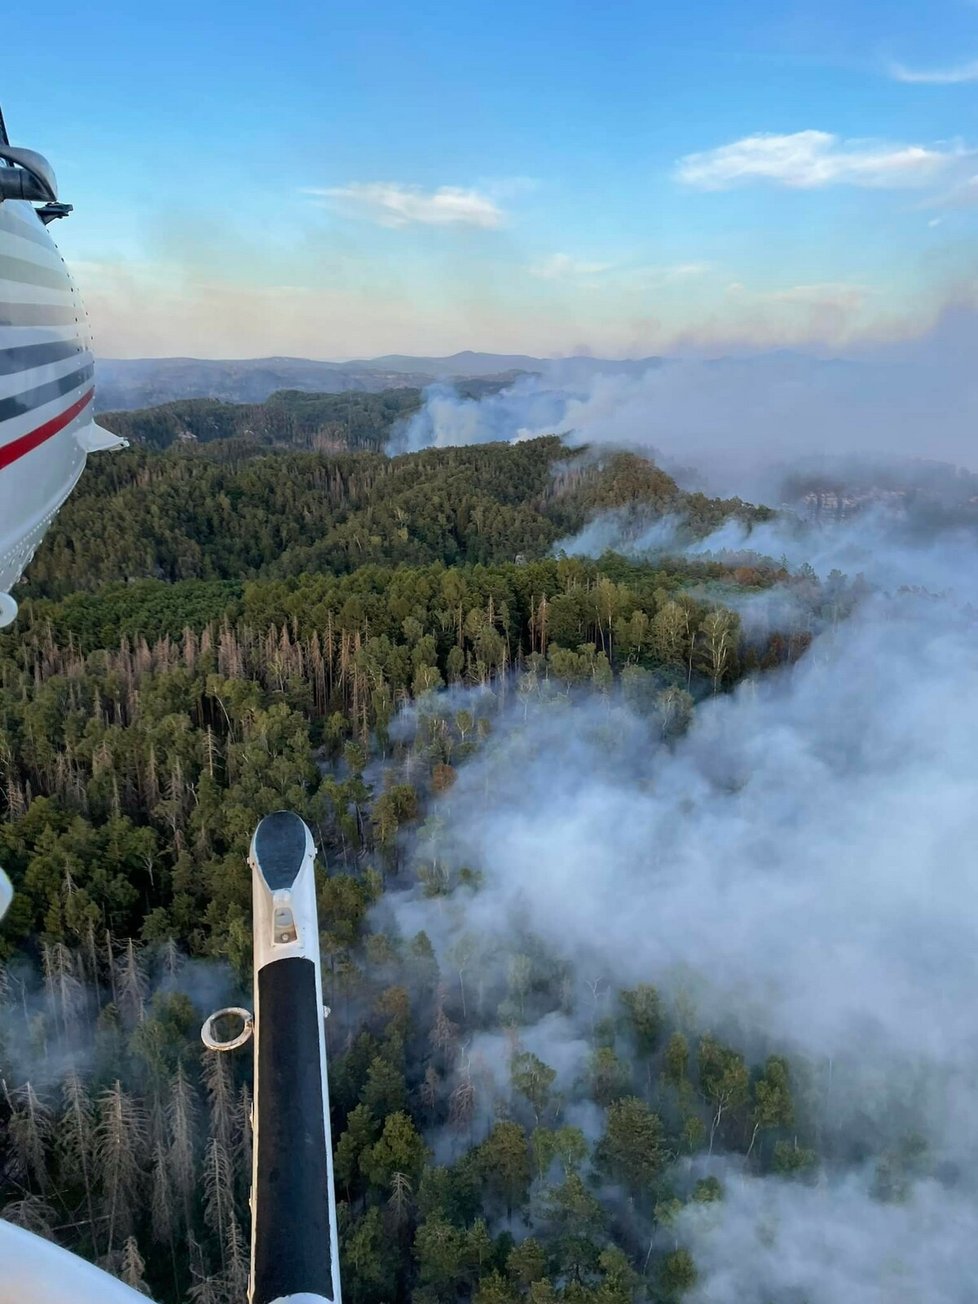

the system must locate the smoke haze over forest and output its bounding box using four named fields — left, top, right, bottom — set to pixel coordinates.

left=376, top=504, right=978, bottom=1301
left=346, top=345, right=978, bottom=1302
left=397, top=303, right=978, bottom=502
